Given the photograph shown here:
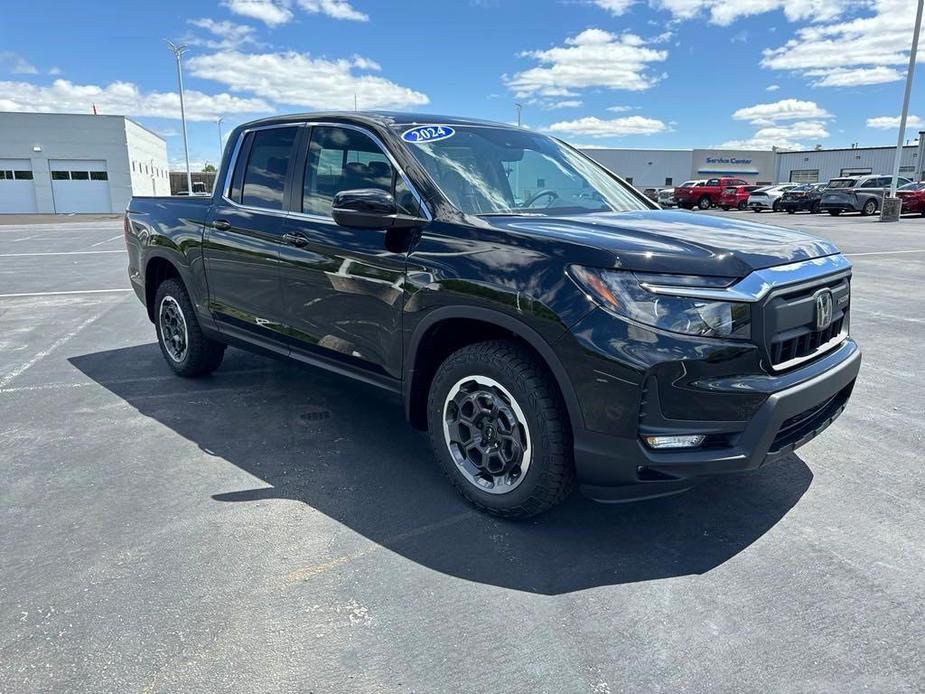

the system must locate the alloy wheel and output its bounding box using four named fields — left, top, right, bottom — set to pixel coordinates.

left=442, top=375, right=531, bottom=494
left=159, top=295, right=189, bottom=363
